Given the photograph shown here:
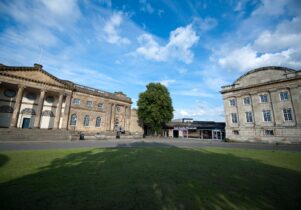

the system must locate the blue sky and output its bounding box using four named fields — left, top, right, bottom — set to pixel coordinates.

left=0, top=0, right=301, bottom=122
